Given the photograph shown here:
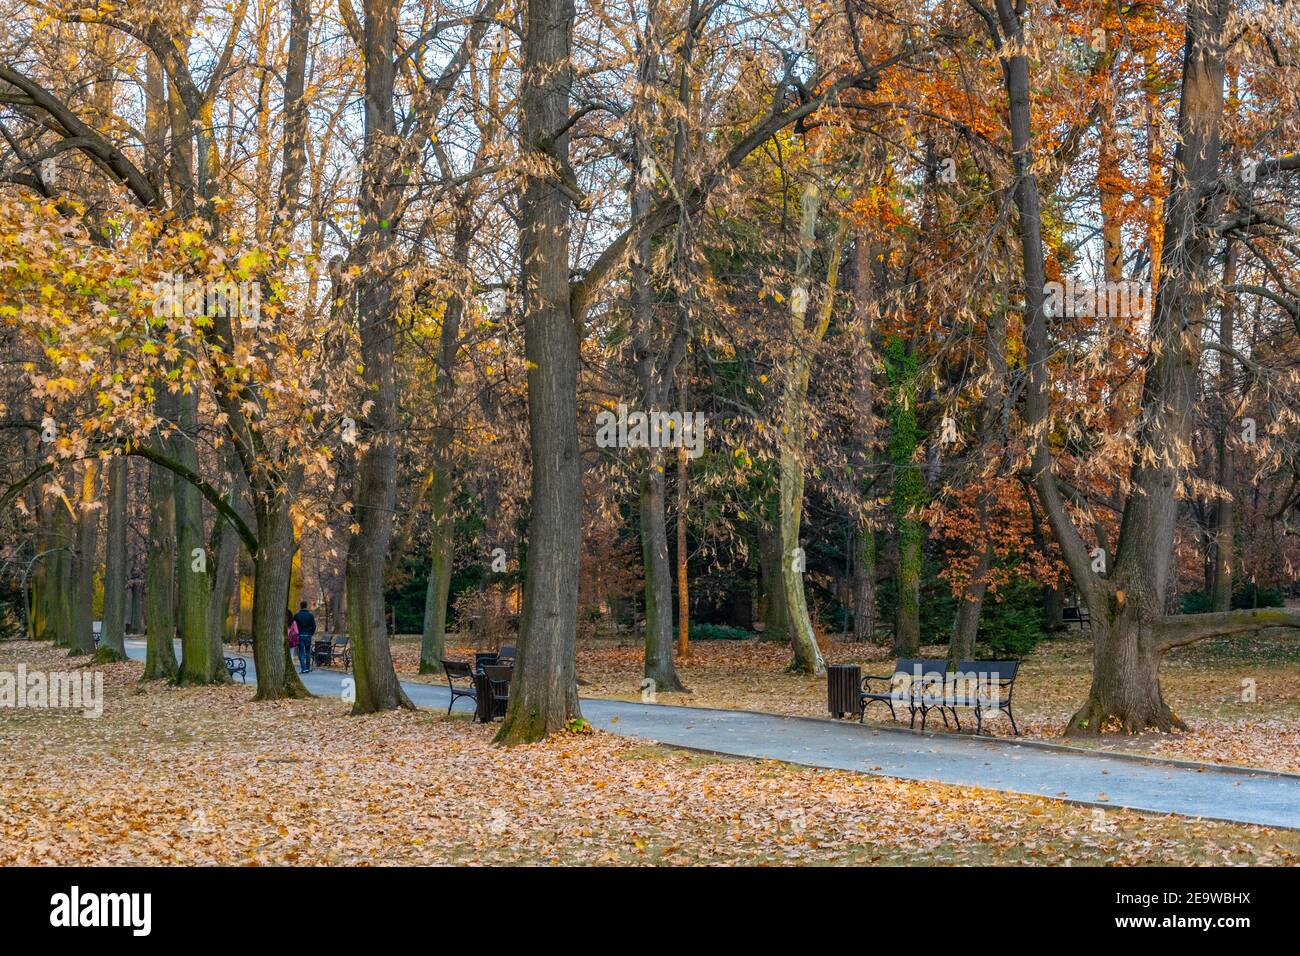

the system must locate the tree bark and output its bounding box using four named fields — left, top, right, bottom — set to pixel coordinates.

left=69, top=461, right=99, bottom=656
left=174, top=384, right=217, bottom=684
left=207, top=526, right=239, bottom=649
left=205, top=465, right=244, bottom=659
left=1066, top=0, right=1231, bottom=733
left=345, top=0, right=415, bottom=713
left=948, top=541, right=992, bottom=666
left=143, top=455, right=178, bottom=680
left=1210, top=238, right=1238, bottom=611
left=627, top=11, right=688, bottom=694
left=641, top=451, right=686, bottom=690
left=29, top=493, right=47, bottom=640
left=675, top=440, right=690, bottom=659
left=983, top=0, right=1247, bottom=733
left=418, top=496, right=454, bottom=672
left=947, top=264, right=1008, bottom=667
left=885, top=335, right=921, bottom=656
left=496, top=0, right=583, bottom=743
left=128, top=570, right=145, bottom=637
left=418, top=210, right=471, bottom=674
left=851, top=228, right=879, bottom=643
left=1069, top=613, right=1182, bottom=734
left=757, top=519, right=789, bottom=641
left=98, top=454, right=129, bottom=661
left=251, top=493, right=311, bottom=701
left=43, top=495, right=74, bottom=648
left=776, top=183, right=844, bottom=675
